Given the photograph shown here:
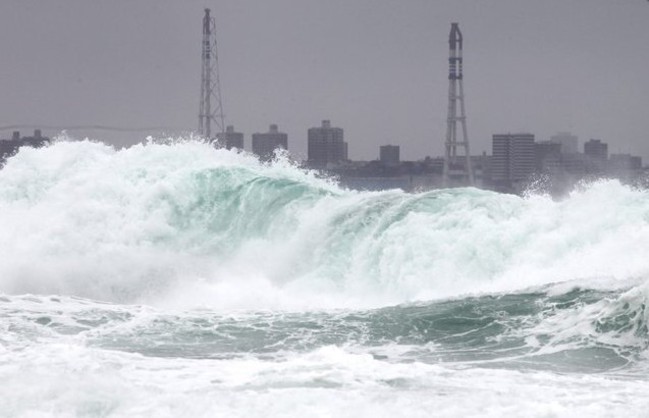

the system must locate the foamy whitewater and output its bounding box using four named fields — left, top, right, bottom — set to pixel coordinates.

left=1, top=138, right=649, bottom=417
